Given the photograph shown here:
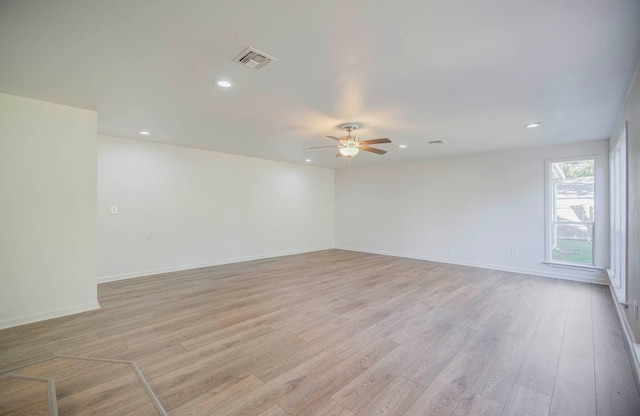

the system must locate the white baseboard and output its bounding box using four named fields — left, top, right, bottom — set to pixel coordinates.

left=606, top=285, right=640, bottom=392
left=0, top=301, right=101, bottom=330
left=336, top=246, right=608, bottom=285
left=634, top=344, right=640, bottom=385
left=97, top=246, right=334, bottom=284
